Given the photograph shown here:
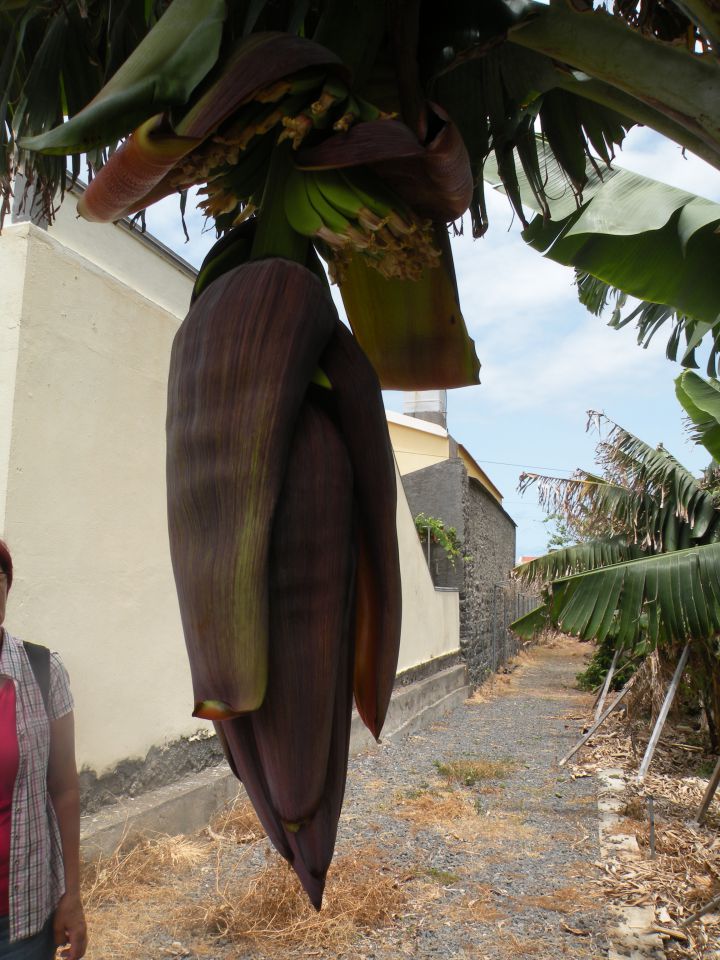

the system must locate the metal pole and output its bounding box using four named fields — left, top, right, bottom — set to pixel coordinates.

left=559, top=675, right=637, bottom=767
left=637, top=643, right=691, bottom=782
left=595, top=646, right=622, bottom=722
